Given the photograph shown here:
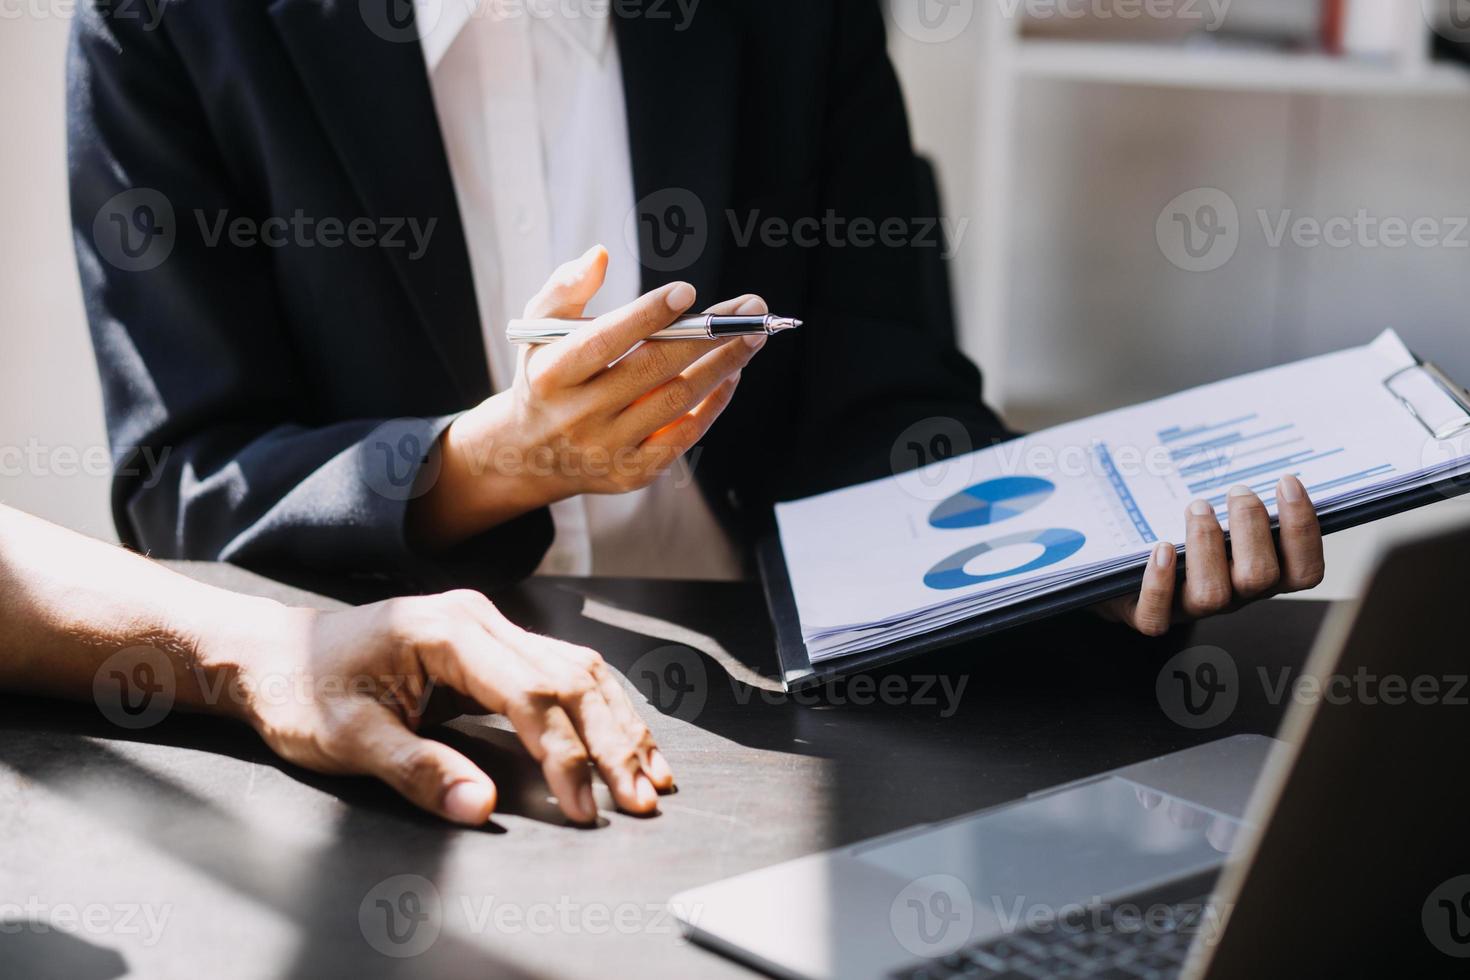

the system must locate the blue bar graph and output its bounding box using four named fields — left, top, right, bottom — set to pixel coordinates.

left=1164, top=411, right=1392, bottom=511
left=1258, top=465, right=1397, bottom=509
left=1178, top=436, right=1305, bottom=477
left=1170, top=424, right=1297, bottom=463
left=1158, top=415, right=1259, bottom=445
left=1188, top=449, right=1346, bottom=495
